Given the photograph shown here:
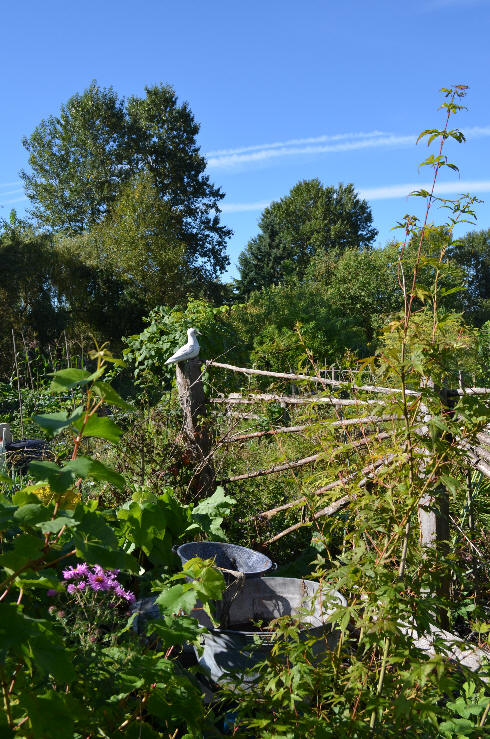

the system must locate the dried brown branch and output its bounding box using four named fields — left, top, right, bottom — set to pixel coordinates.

left=211, top=393, right=381, bottom=407
left=246, top=453, right=396, bottom=523
left=225, top=414, right=400, bottom=443
left=206, top=360, right=422, bottom=395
